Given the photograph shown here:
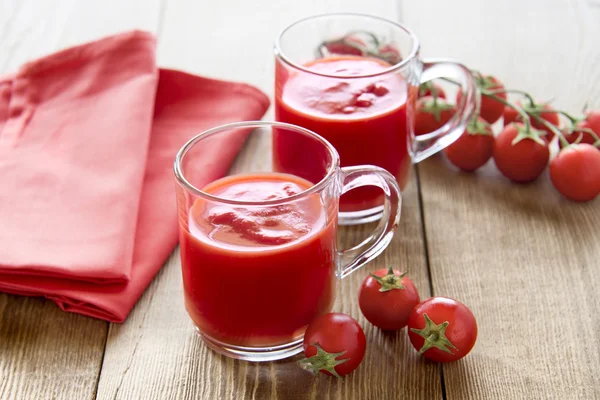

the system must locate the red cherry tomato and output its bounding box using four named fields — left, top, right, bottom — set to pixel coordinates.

left=301, top=313, right=366, bottom=378
left=458, top=74, right=506, bottom=124
left=419, top=82, right=447, bottom=99
left=550, top=144, right=600, bottom=202
left=584, top=109, right=600, bottom=138
left=377, top=44, right=402, bottom=65
left=503, top=105, right=520, bottom=126
left=444, top=117, right=494, bottom=172
left=563, top=110, right=600, bottom=147
left=414, top=96, right=456, bottom=136
left=407, top=297, right=477, bottom=363
left=522, top=102, right=560, bottom=140
left=493, top=123, right=550, bottom=183
left=358, top=267, right=420, bottom=331
left=323, top=35, right=366, bottom=56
